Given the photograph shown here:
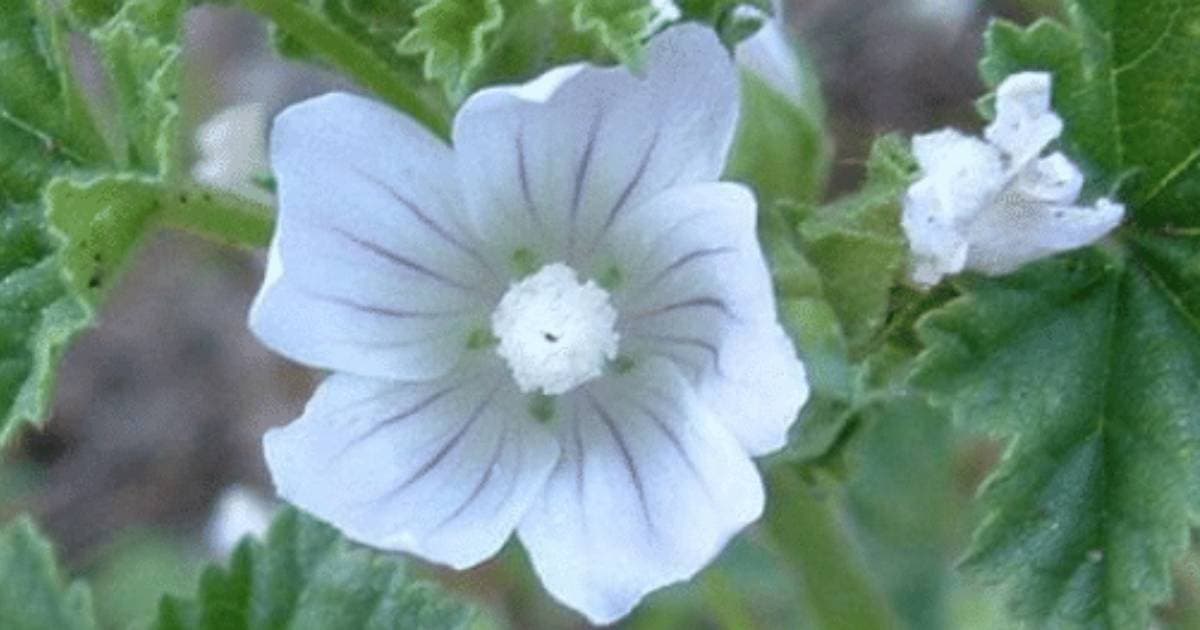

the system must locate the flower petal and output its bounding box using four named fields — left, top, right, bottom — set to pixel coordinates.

left=518, top=359, right=764, bottom=624
left=902, top=177, right=971, bottom=286
left=983, top=71, right=1063, bottom=171
left=452, top=24, right=739, bottom=266
left=911, top=128, right=1007, bottom=219
left=965, top=195, right=1125, bottom=275
left=252, top=92, right=499, bottom=381
left=264, top=361, right=559, bottom=570
left=904, top=128, right=1007, bottom=285
left=598, top=182, right=805, bottom=454
left=694, top=322, right=809, bottom=455
left=735, top=9, right=807, bottom=107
